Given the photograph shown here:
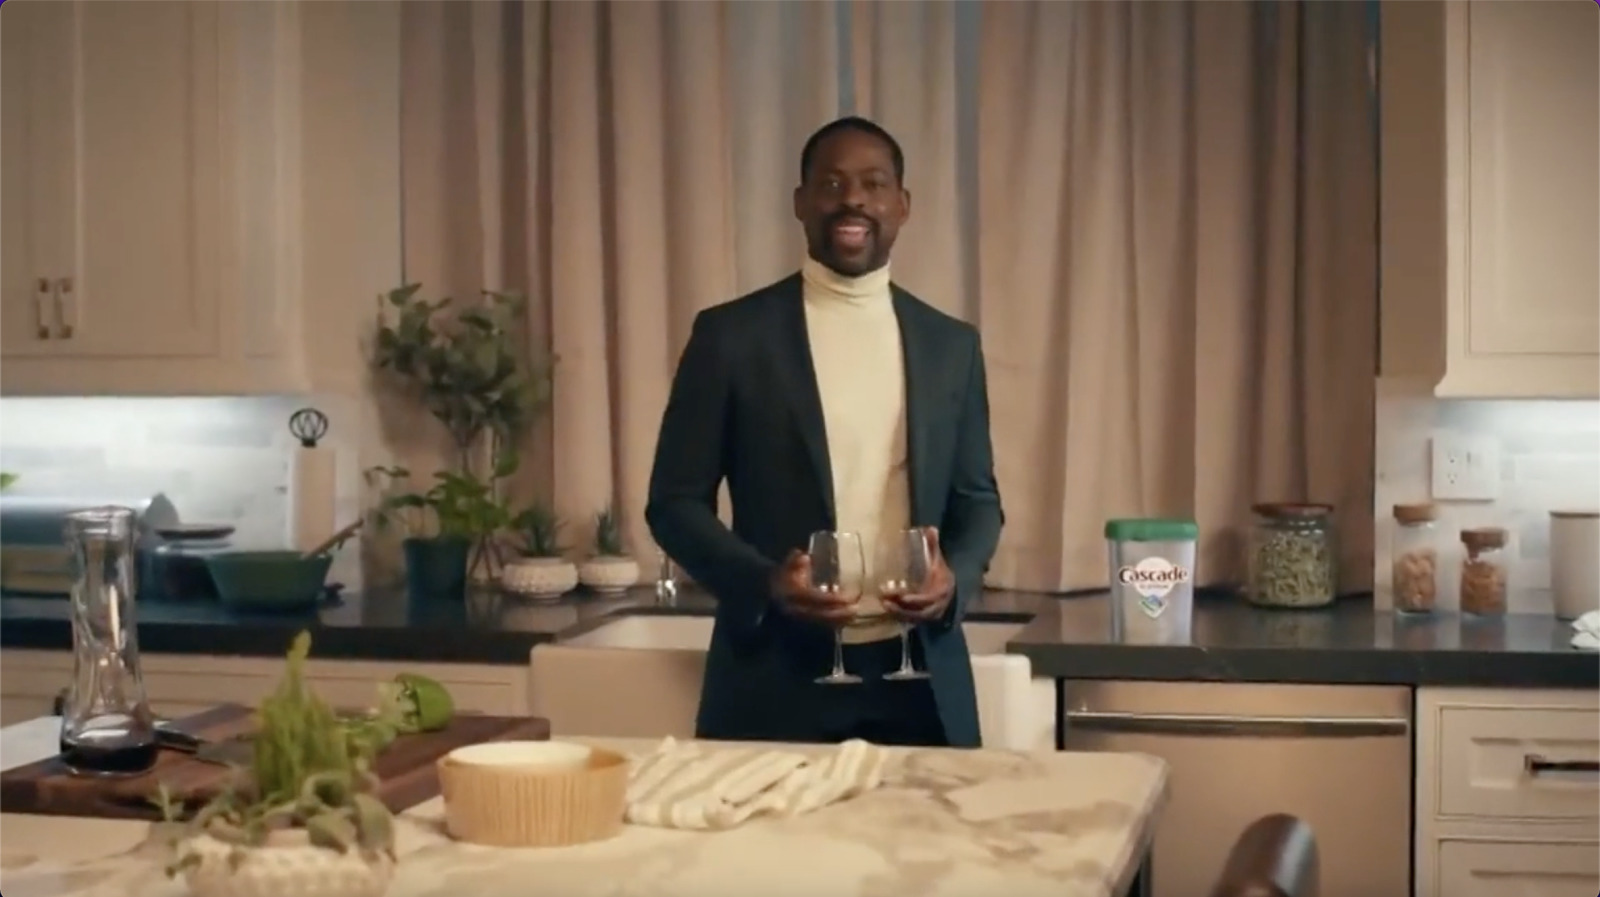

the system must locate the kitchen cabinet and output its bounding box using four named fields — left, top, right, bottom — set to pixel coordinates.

left=0, top=0, right=305, bottom=395
left=1379, top=0, right=1599, bottom=398
left=0, top=649, right=530, bottom=726
left=1415, top=686, right=1600, bottom=897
